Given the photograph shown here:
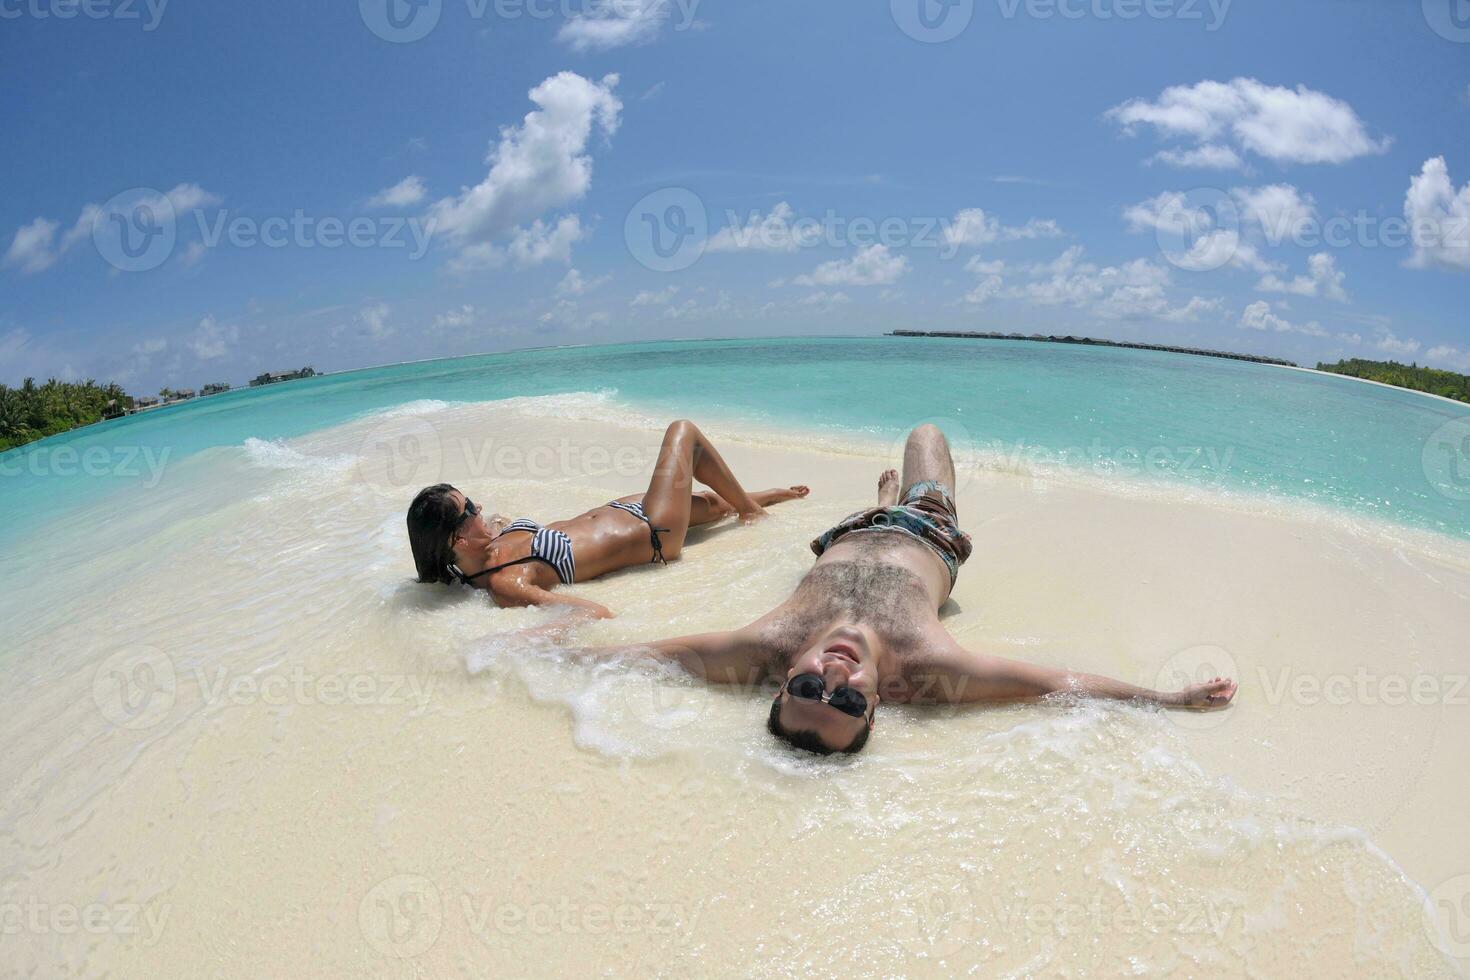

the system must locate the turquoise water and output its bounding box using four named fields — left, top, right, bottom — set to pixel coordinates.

left=3, top=336, right=1469, bottom=545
